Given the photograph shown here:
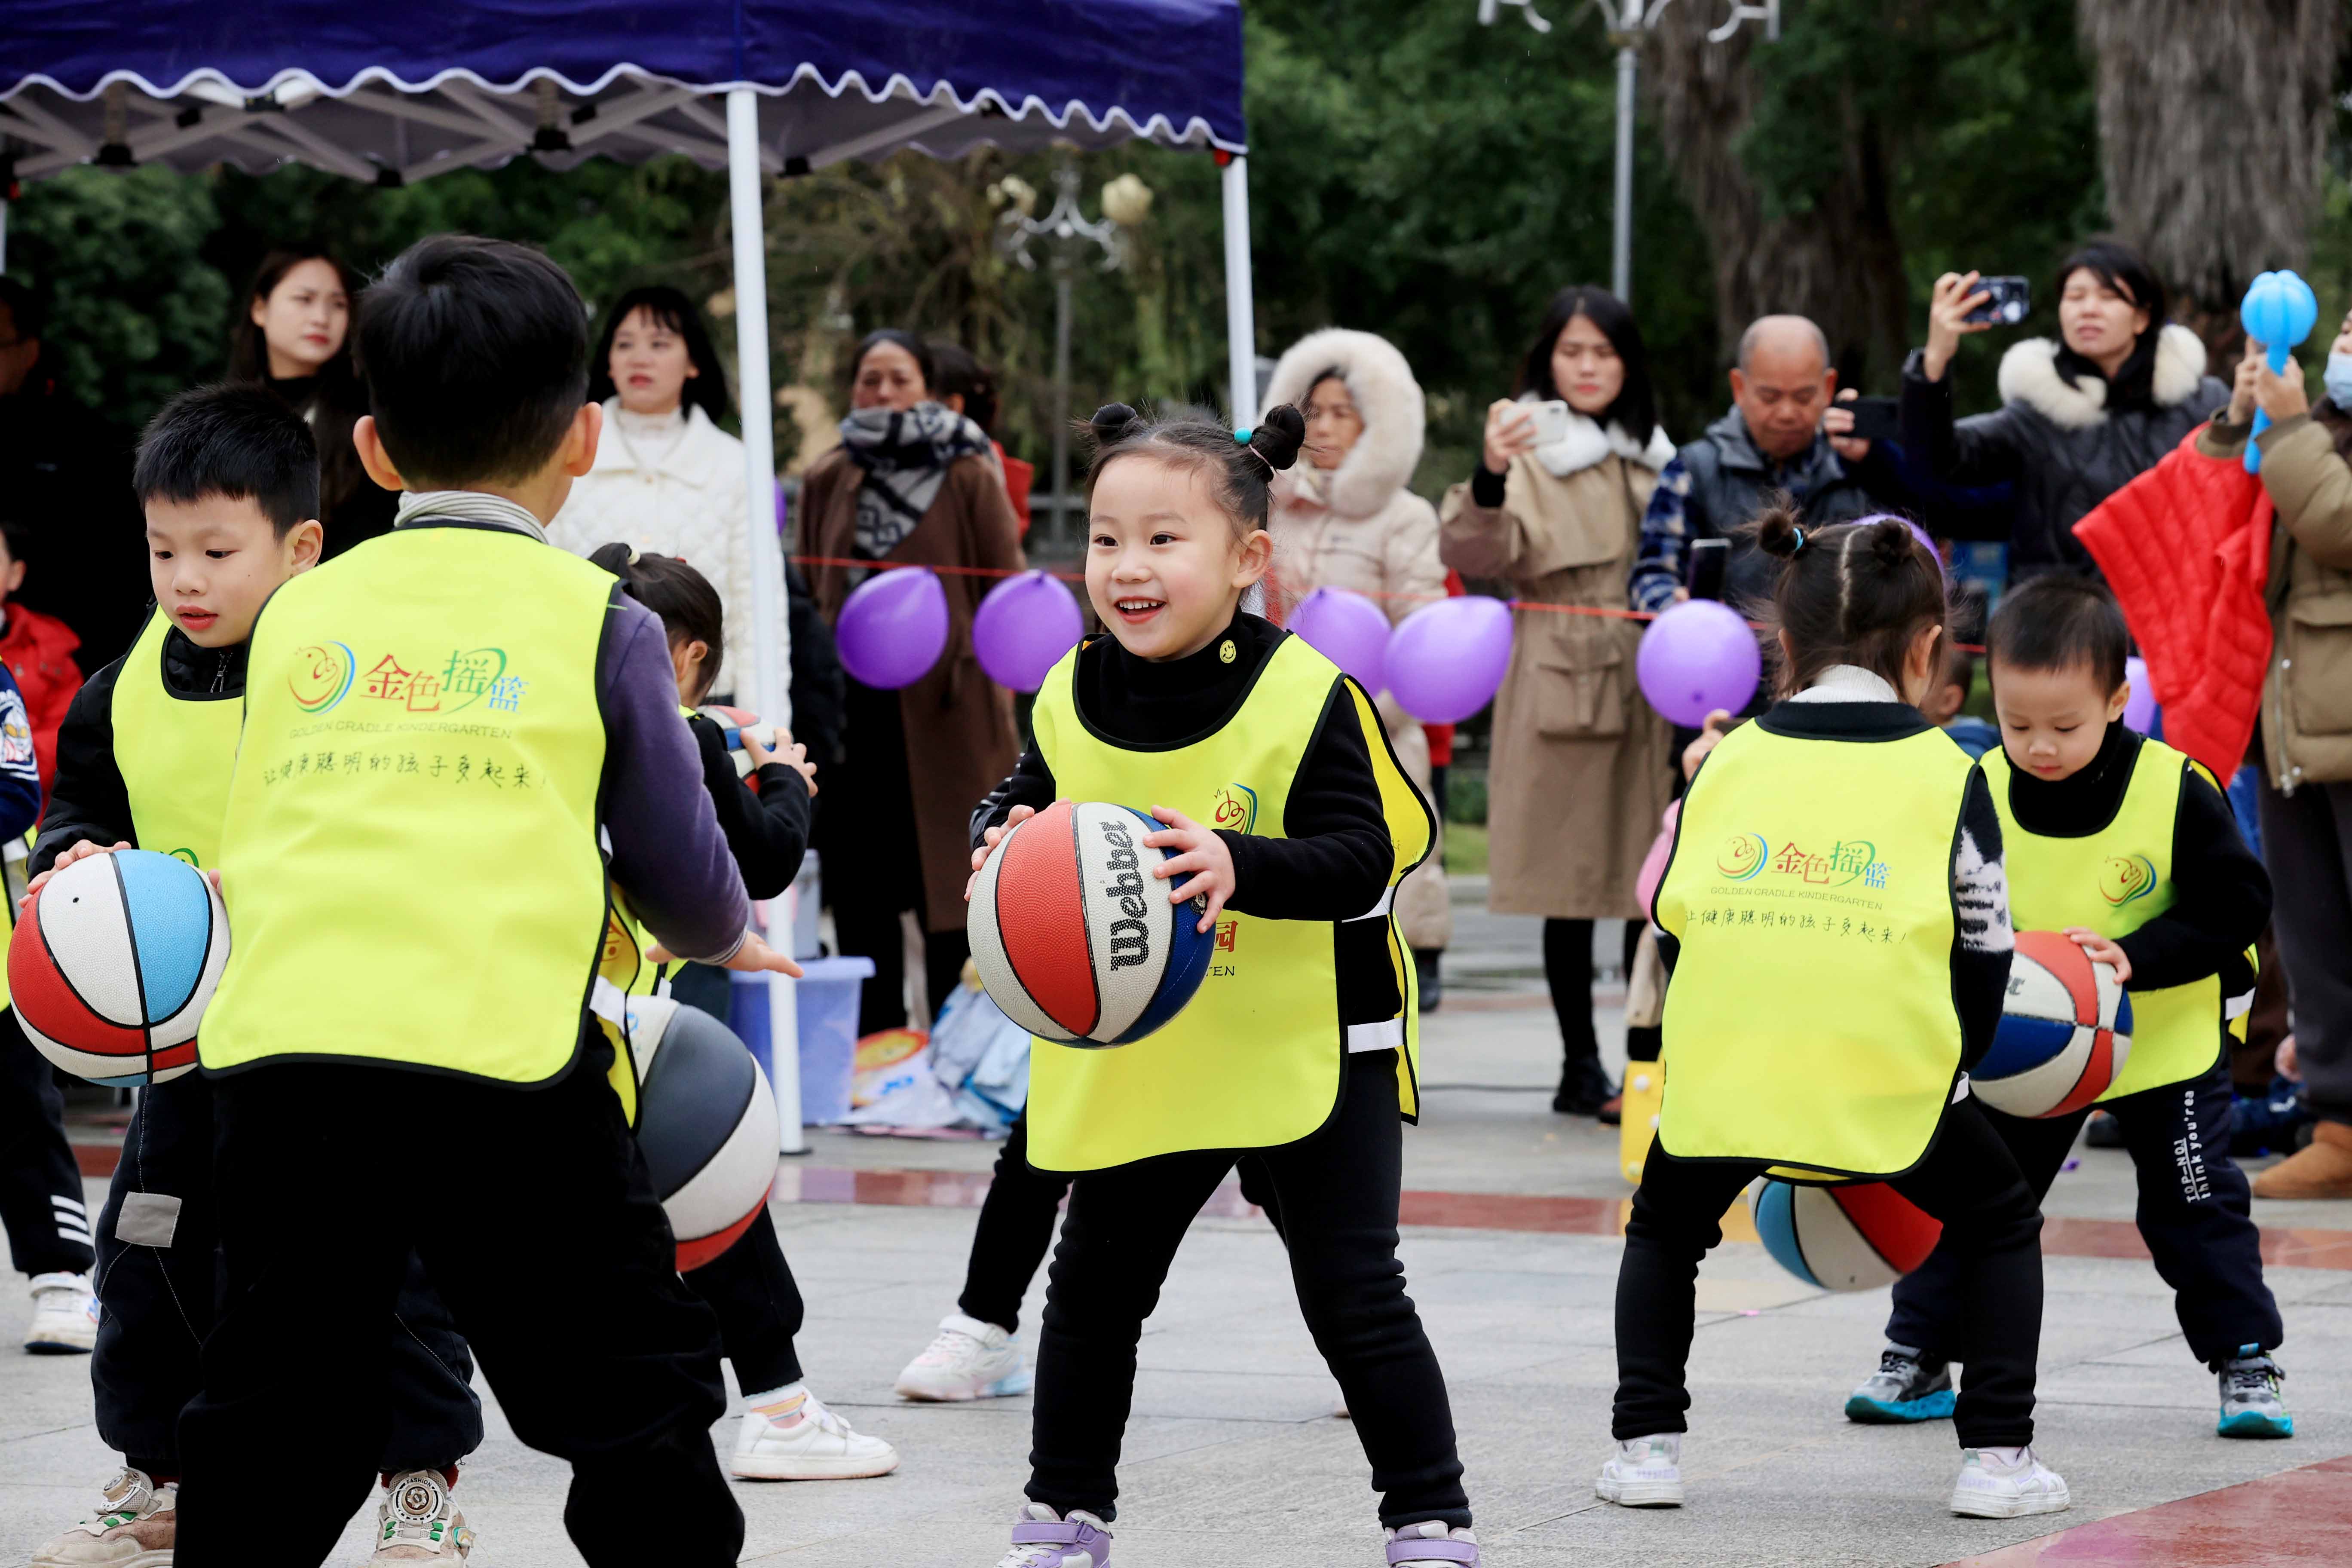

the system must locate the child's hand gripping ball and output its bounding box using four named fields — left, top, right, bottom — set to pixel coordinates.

left=1972, top=929, right=2134, bottom=1119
